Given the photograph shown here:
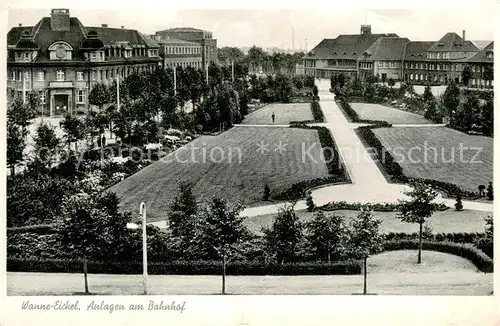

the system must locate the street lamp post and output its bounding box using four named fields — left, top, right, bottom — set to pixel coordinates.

left=126, top=201, right=148, bottom=295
